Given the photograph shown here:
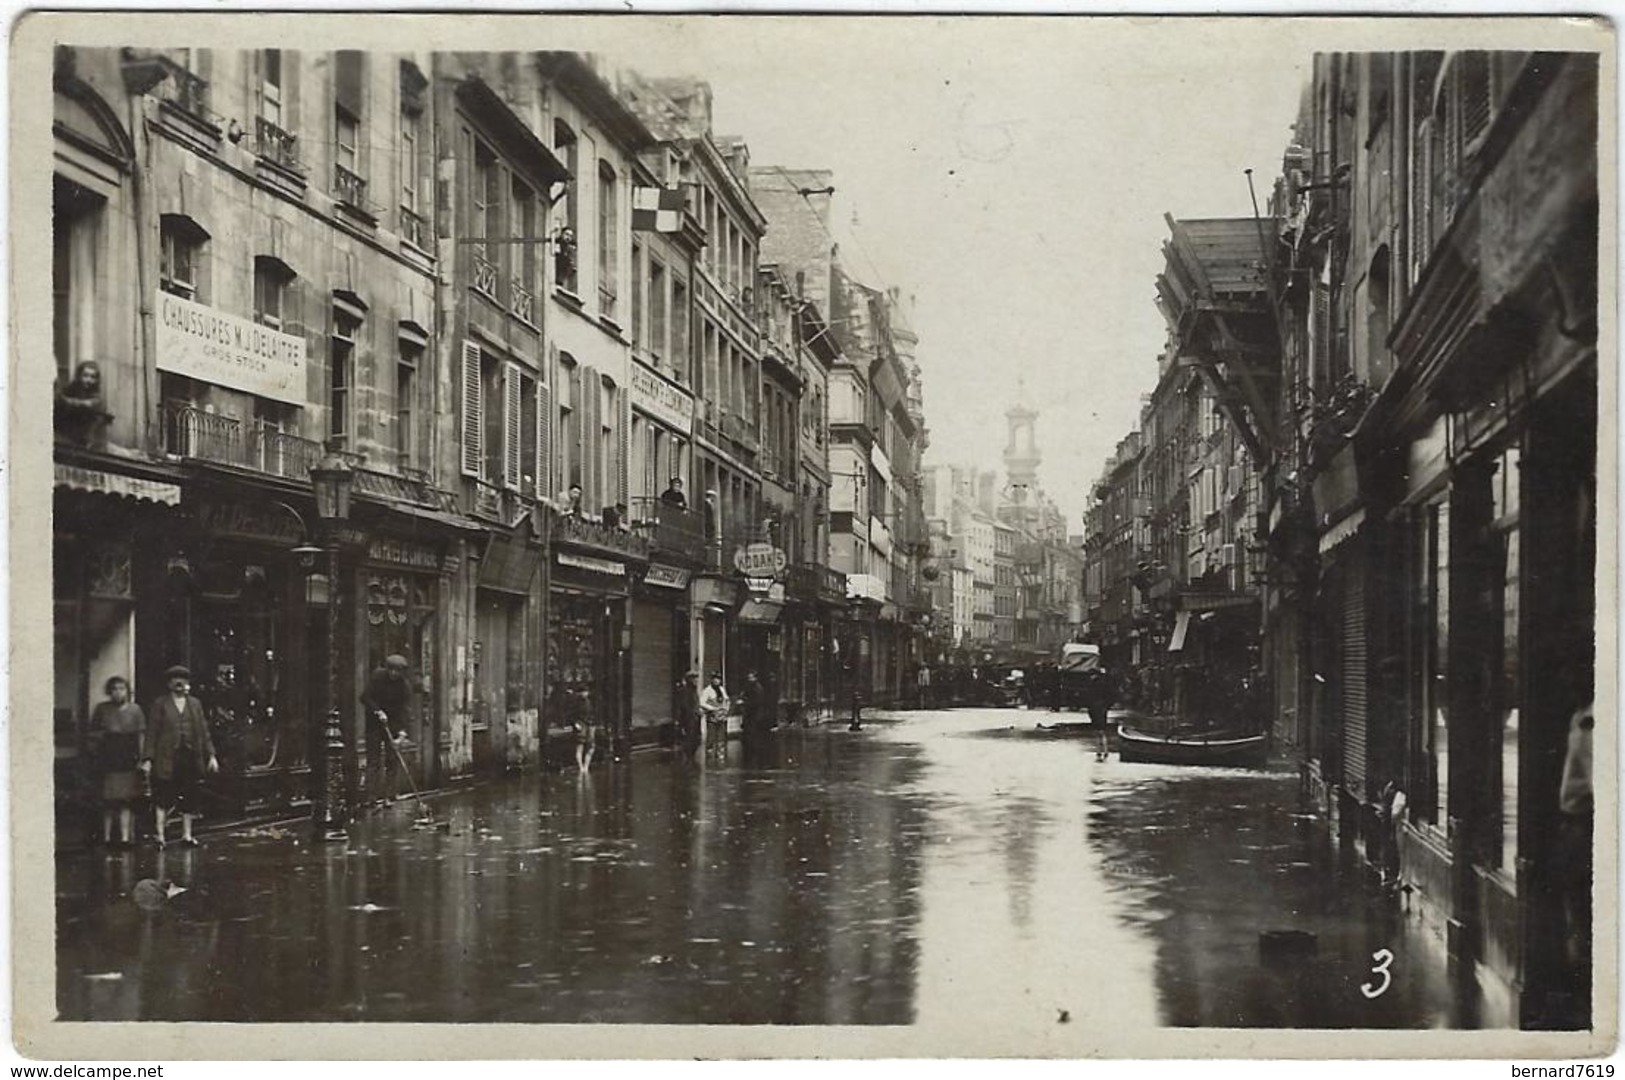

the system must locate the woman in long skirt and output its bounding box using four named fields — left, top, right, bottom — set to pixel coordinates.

left=91, top=676, right=145, bottom=847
